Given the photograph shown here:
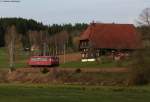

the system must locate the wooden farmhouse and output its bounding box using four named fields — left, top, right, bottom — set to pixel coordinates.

left=79, top=23, right=141, bottom=62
